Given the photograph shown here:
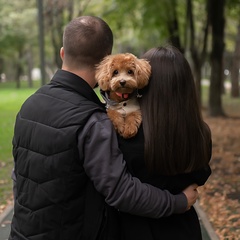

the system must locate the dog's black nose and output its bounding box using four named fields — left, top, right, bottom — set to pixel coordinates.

left=120, top=80, right=126, bottom=86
